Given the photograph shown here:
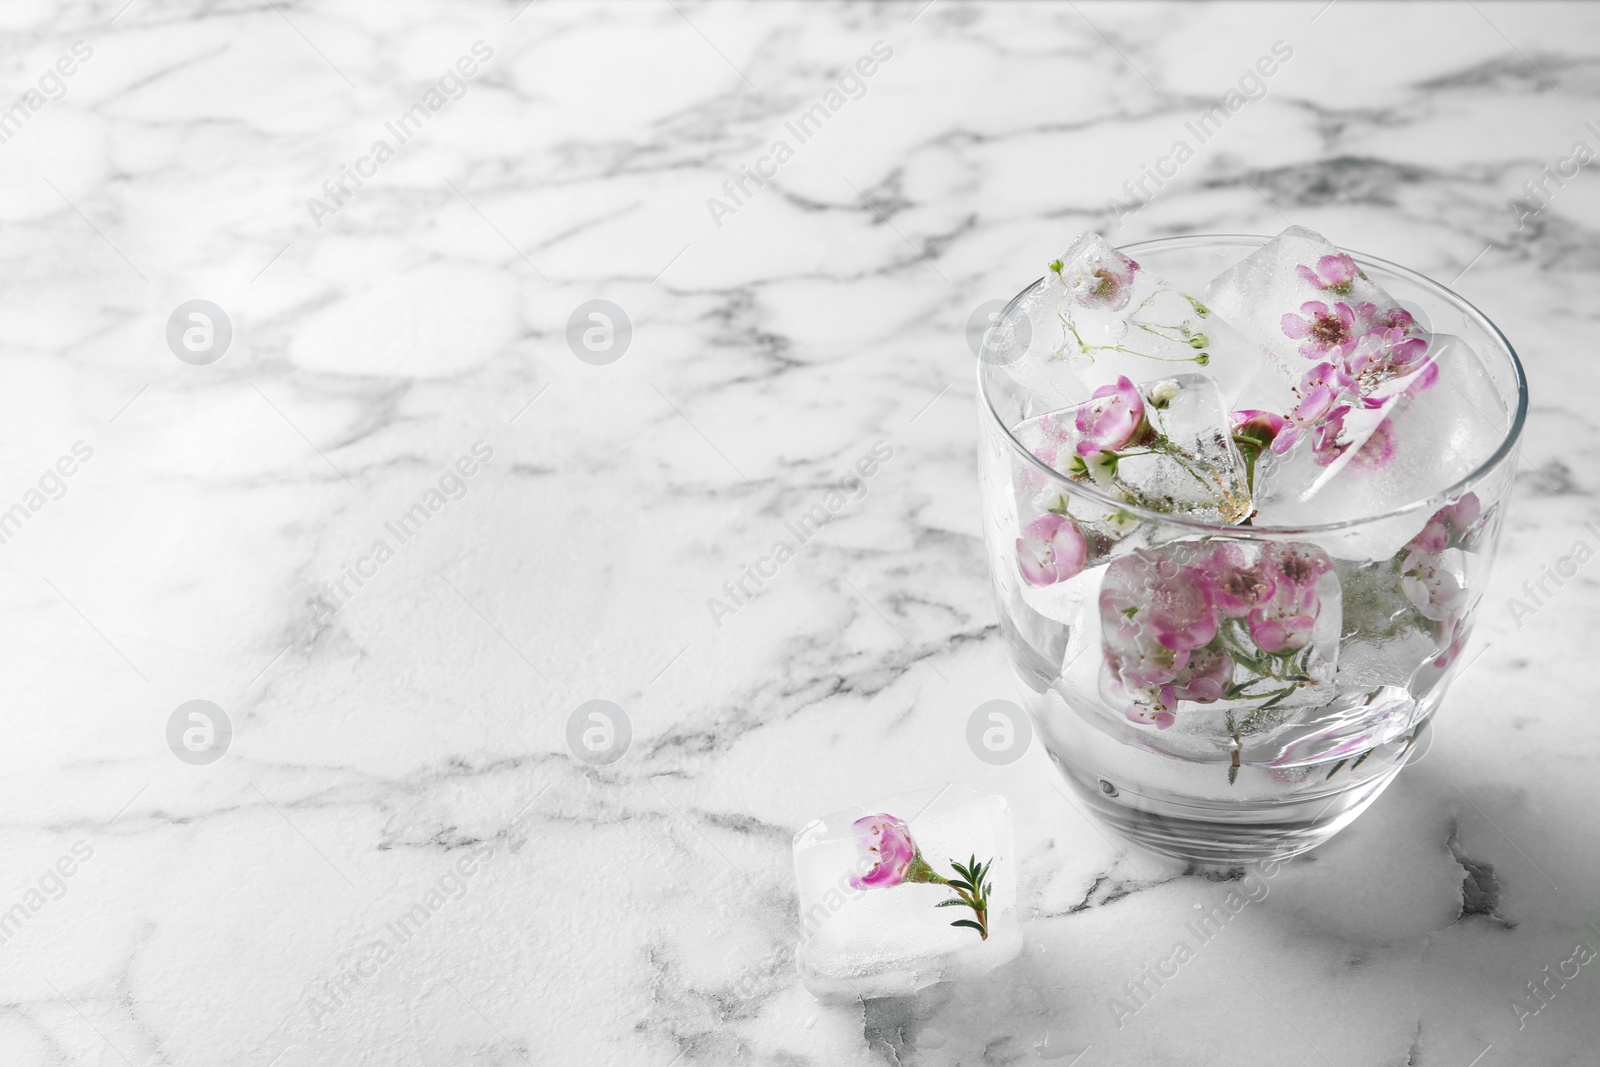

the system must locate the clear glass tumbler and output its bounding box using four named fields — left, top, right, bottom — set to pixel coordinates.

left=976, top=235, right=1527, bottom=862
